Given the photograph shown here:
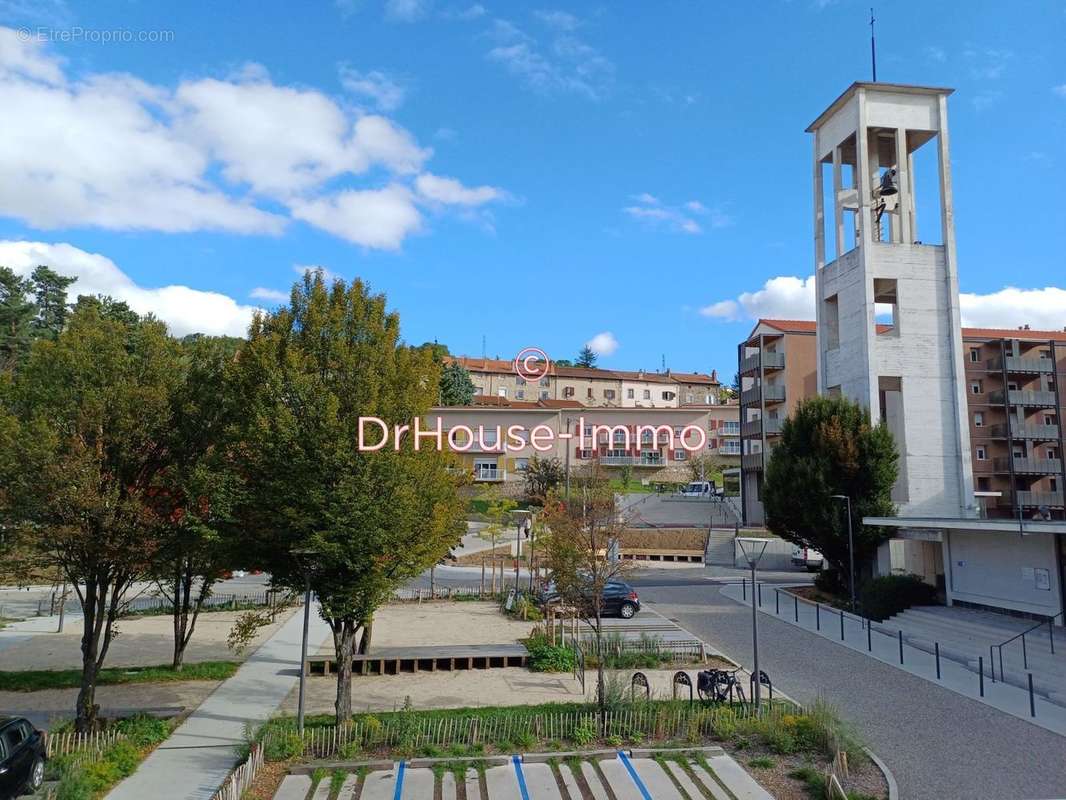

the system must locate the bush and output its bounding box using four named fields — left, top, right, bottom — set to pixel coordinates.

left=524, top=634, right=576, bottom=672
left=570, top=722, right=596, bottom=746
left=860, top=574, right=936, bottom=621
left=113, top=714, right=170, bottom=748
left=264, top=729, right=304, bottom=761
left=54, top=767, right=93, bottom=800
left=814, top=568, right=846, bottom=596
